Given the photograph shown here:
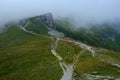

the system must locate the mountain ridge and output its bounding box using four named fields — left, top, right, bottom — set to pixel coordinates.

left=0, top=13, right=120, bottom=80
